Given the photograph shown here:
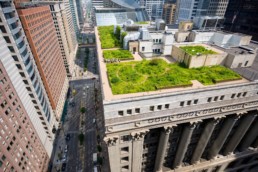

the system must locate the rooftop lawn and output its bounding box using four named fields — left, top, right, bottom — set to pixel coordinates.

left=107, top=59, right=241, bottom=94
left=103, top=49, right=133, bottom=60
left=180, top=45, right=217, bottom=56
left=135, top=21, right=149, bottom=24
left=98, top=26, right=121, bottom=49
